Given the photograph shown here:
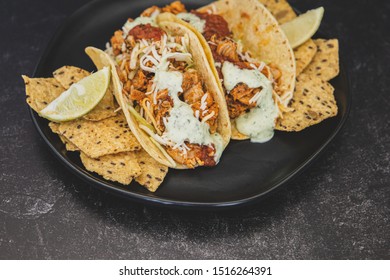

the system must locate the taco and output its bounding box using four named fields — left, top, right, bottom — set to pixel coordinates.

left=158, top=0, right=296, bottom=142
left=102, top=3, right=231, bottom=169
